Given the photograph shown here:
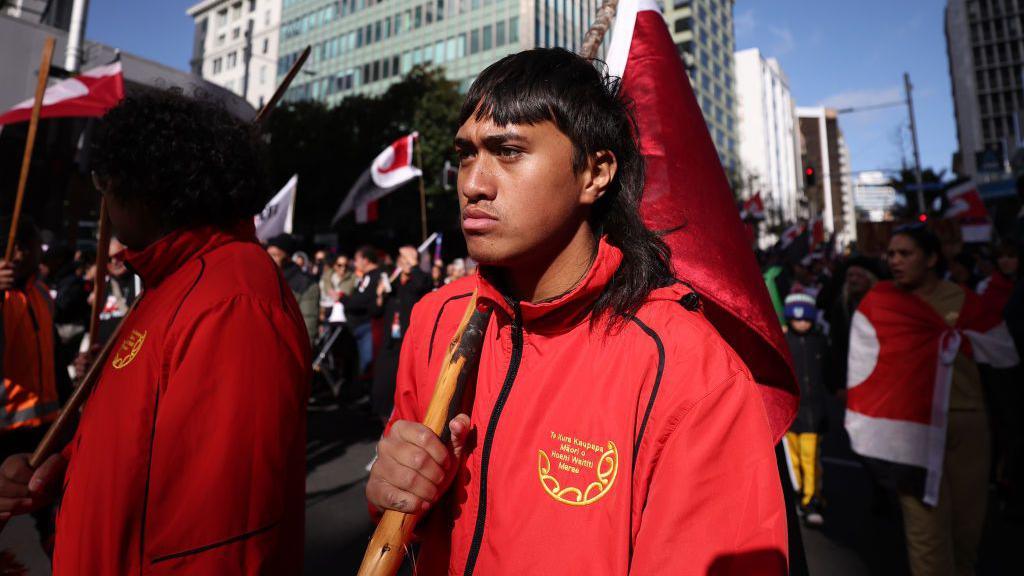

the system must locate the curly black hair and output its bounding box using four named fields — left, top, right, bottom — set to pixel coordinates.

left=91, top=88, right=270, bottom=230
